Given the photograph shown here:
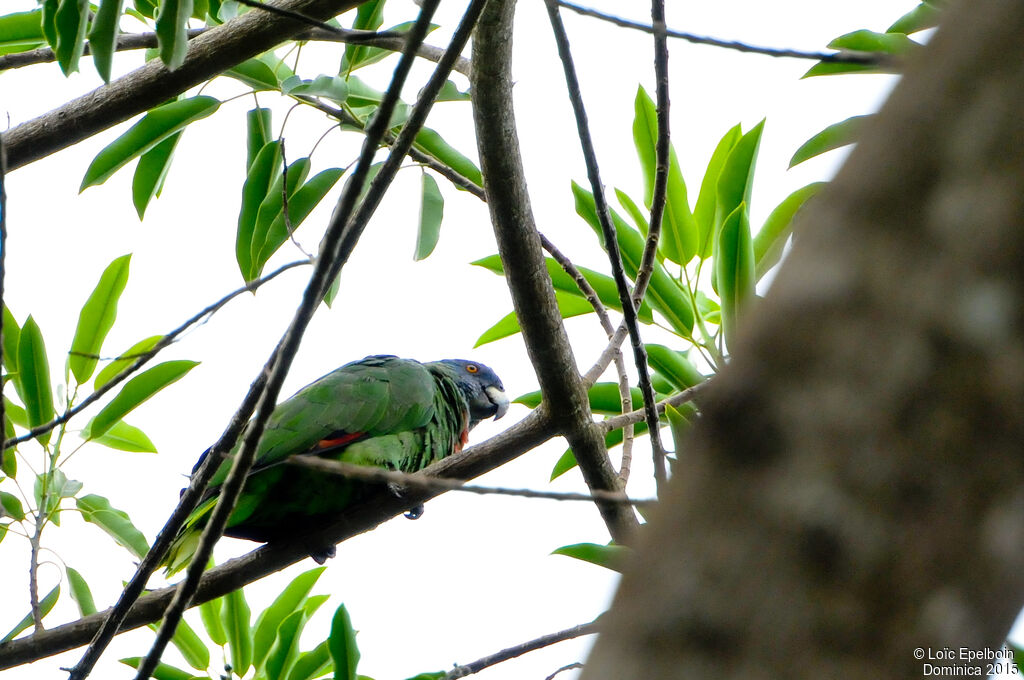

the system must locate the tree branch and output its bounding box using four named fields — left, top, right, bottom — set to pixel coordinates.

left=0, top=411, right=555, bottom=669
left=1, top=0, right=364, bottom=171
left=471, top=0, right=638, bottom=544
left=446, top=619, right=599, bottom=678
